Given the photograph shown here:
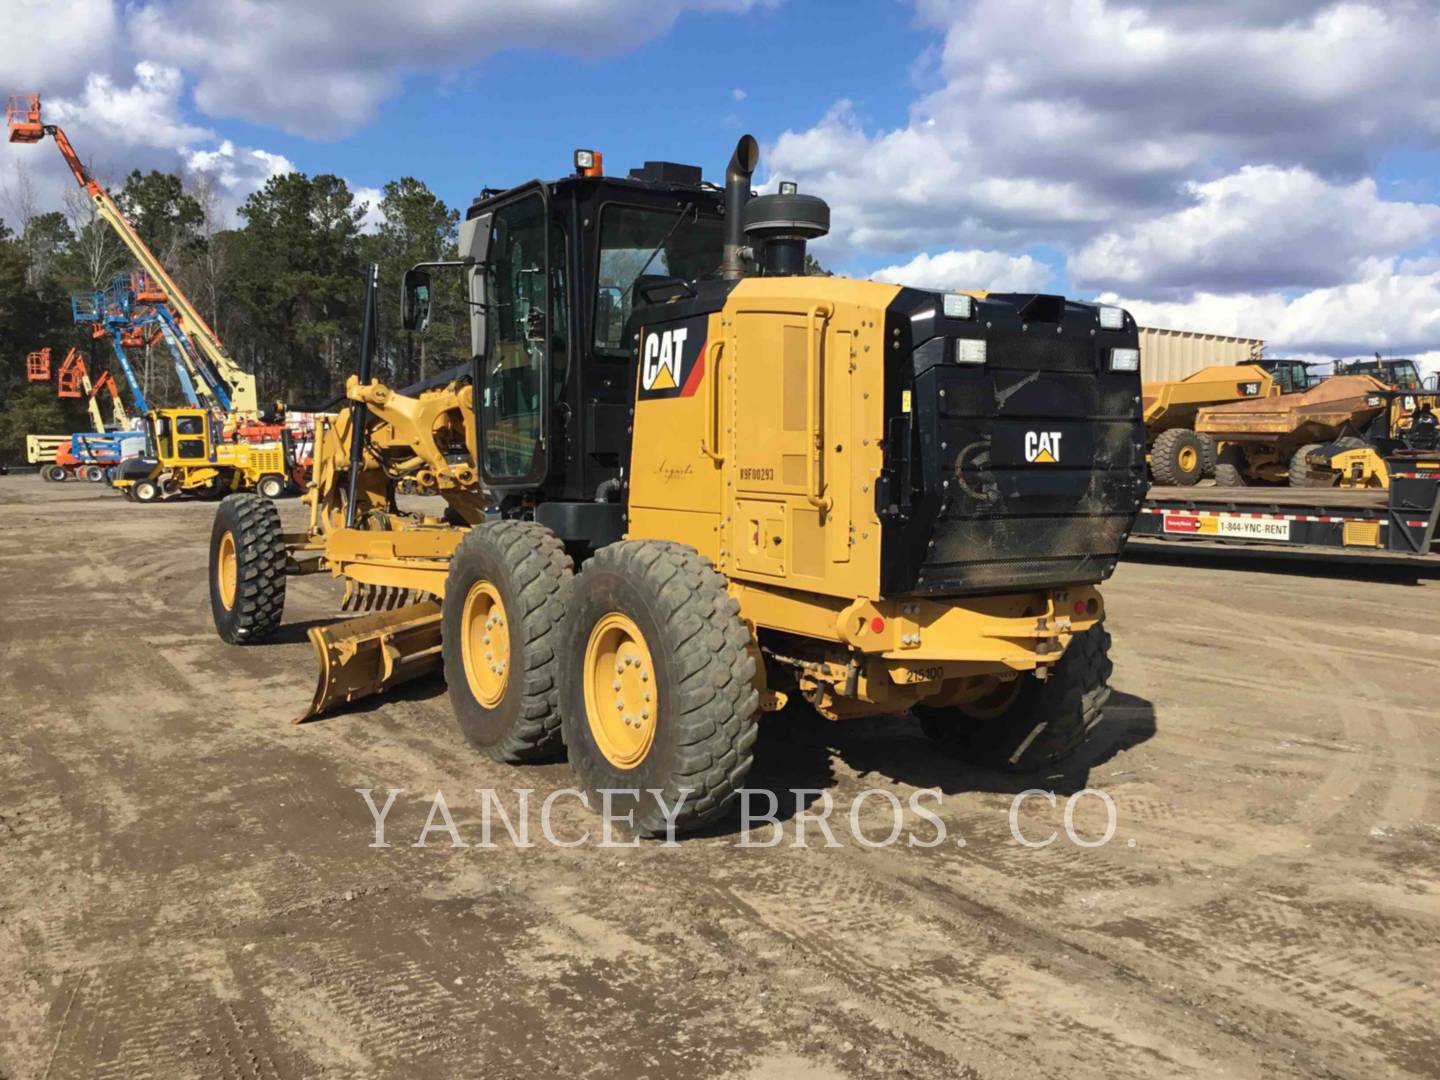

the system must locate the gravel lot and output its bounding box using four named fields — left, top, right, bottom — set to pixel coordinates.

left=2, top=473, right=1436, bottom=1079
